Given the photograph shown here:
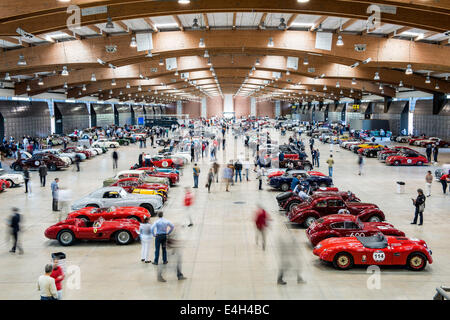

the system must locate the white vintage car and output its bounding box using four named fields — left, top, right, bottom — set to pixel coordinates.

left=92, top=139, right=120, bottom=149
left=0, top=168, right=24, bottom=187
